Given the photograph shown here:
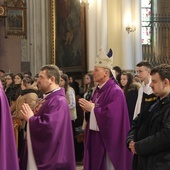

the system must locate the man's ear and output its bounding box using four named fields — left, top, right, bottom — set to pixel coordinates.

left=164, top=78, right=170, bottom=87
left=148, top=68, right=151, bottom=74
left=104, top=69, right=109, bottom=77
left=50, top=76, right=55, bottom=83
